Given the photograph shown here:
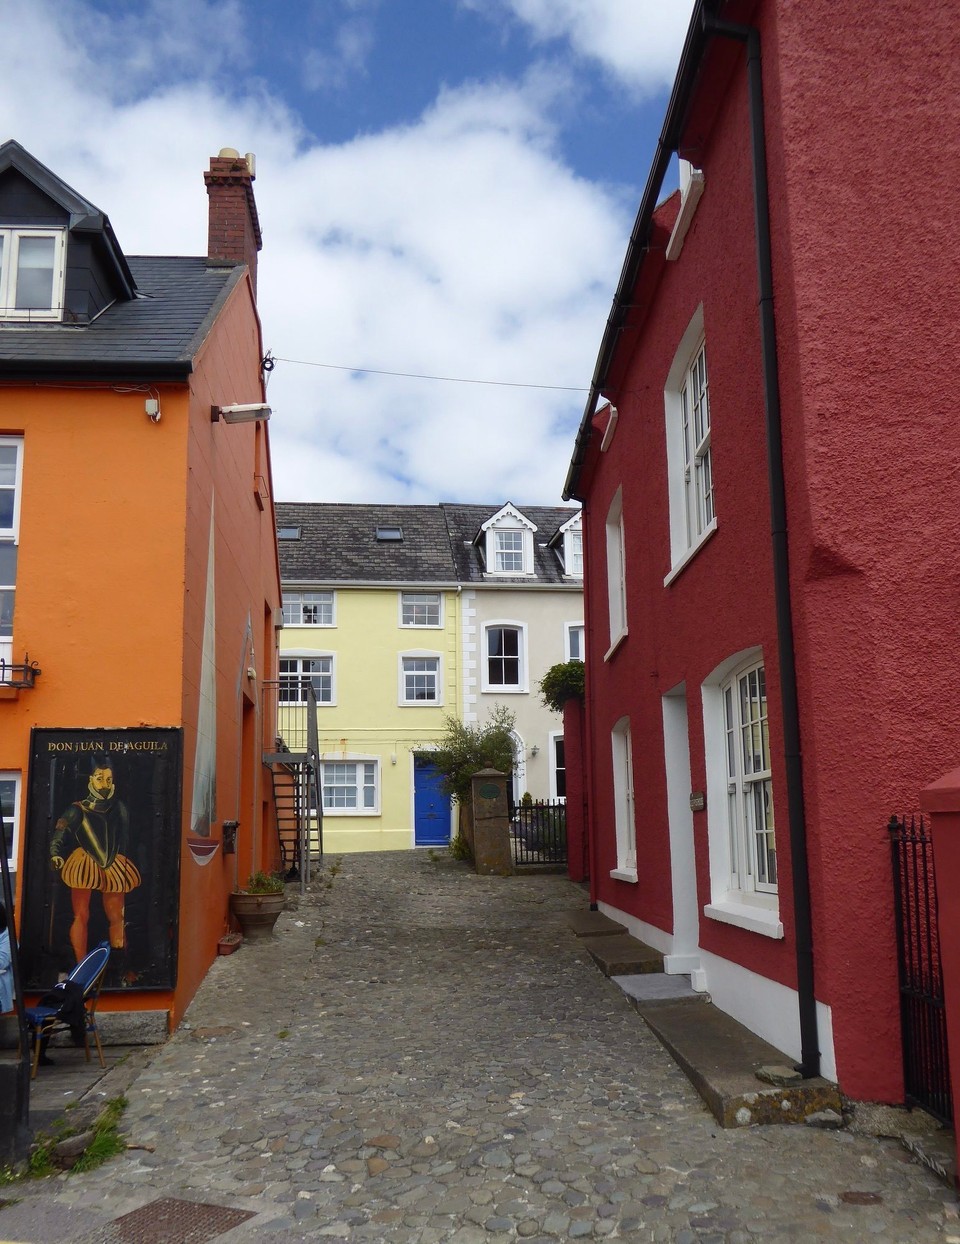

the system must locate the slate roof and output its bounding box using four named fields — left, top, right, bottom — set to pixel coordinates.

left=276, top=503, right=460, bottom=585
left=276, top=501, right=581, bottom=587
left=0, top=257, right=245, bottom=379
